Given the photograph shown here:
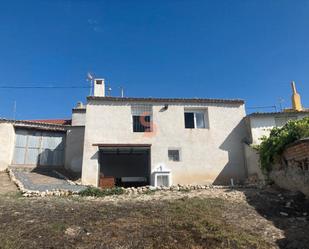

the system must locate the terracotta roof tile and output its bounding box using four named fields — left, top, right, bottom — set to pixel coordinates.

left=27, top=119, right=72, bottom=125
